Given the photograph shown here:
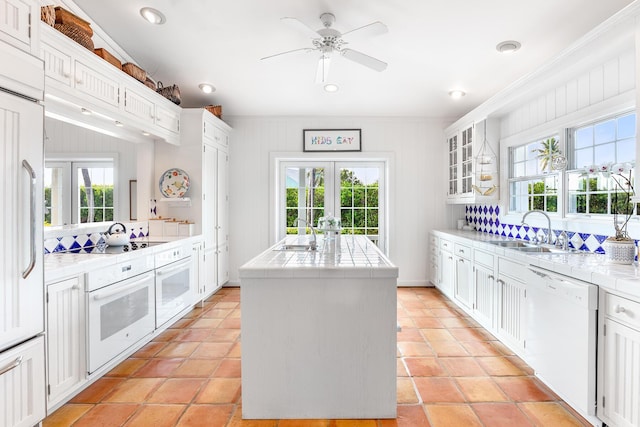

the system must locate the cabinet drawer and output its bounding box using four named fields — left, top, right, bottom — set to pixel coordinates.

left=454, top=243, right=471, bottom=259
left=0, top=336, right=46, bottom=427
left=440, top=239, right=453, bottom=252
left=498, top=257, right=526, bottom=281
left=474, top=249, right=494, bottom=269
left=605, top=293, right=640, bottom=329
